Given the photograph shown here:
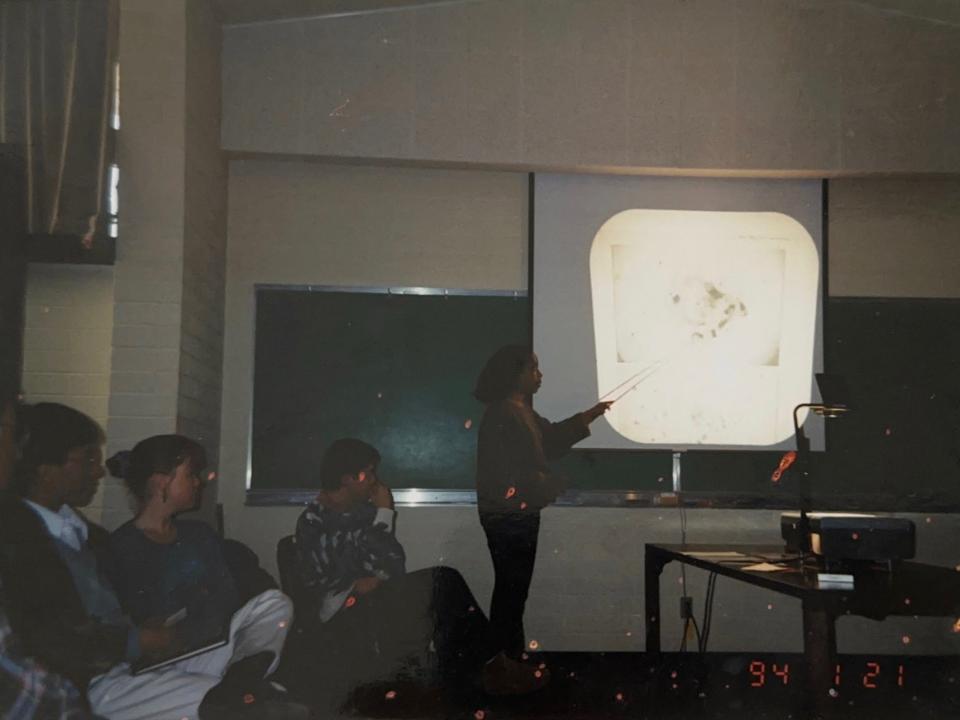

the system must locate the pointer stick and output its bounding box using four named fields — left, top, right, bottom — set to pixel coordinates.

left=599, top=359, right=664, bottom=404
left=610, top=364, right=661, bottom=403
left=598, top=370, right=645, bottom=402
